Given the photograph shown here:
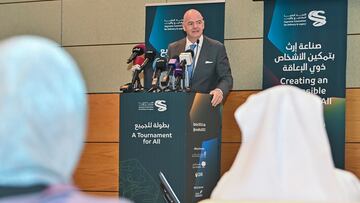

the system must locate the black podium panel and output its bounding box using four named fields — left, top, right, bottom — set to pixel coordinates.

left=120, top=92, right=221, bottom=203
